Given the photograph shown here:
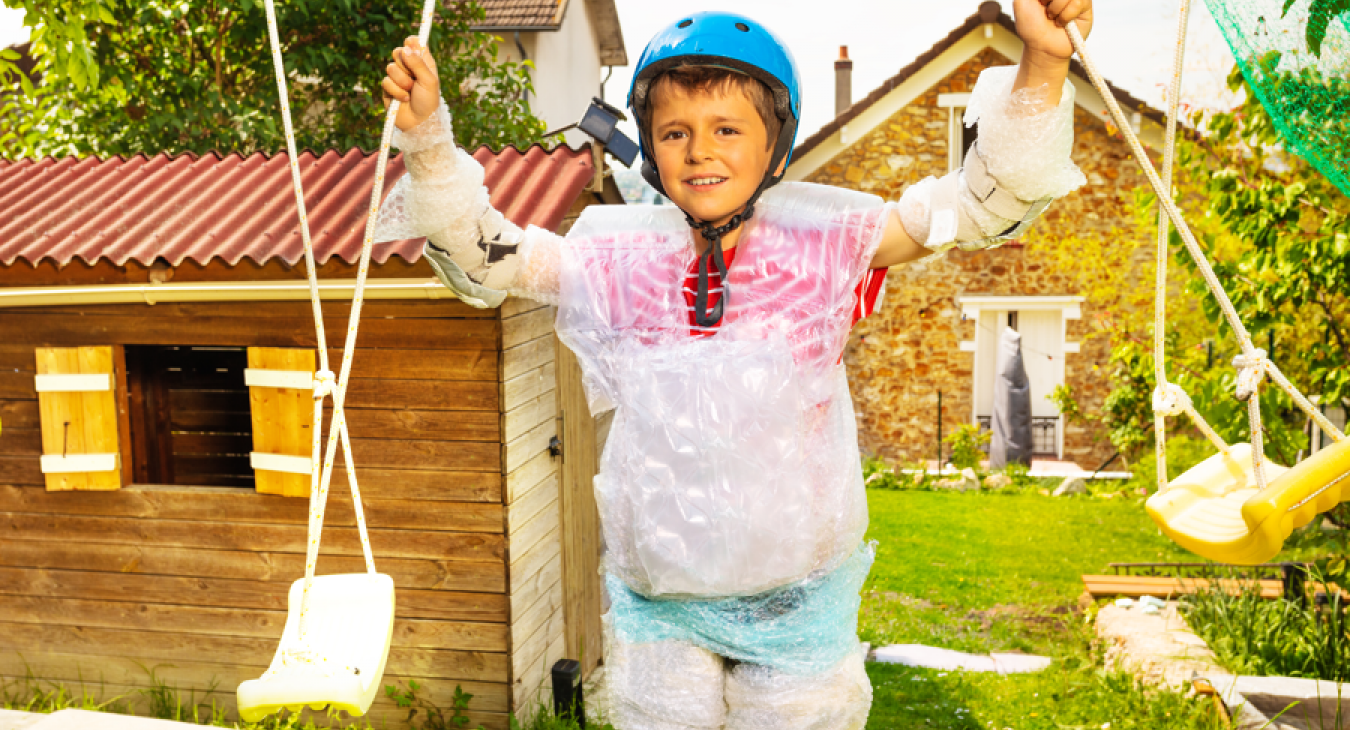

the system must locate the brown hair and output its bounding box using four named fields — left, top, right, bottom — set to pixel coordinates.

left=642, top=65, right=781, bottom=150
